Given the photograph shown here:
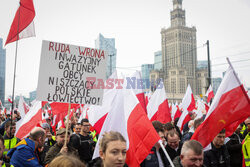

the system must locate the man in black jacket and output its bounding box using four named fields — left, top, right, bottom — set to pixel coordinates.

left=226, top=124, right=243, bottom=167
left=165, top=130, right=182, bottom=161
left=70, top=118, right=95, bottom=164
left=204, top=129, right=230, bottom=167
